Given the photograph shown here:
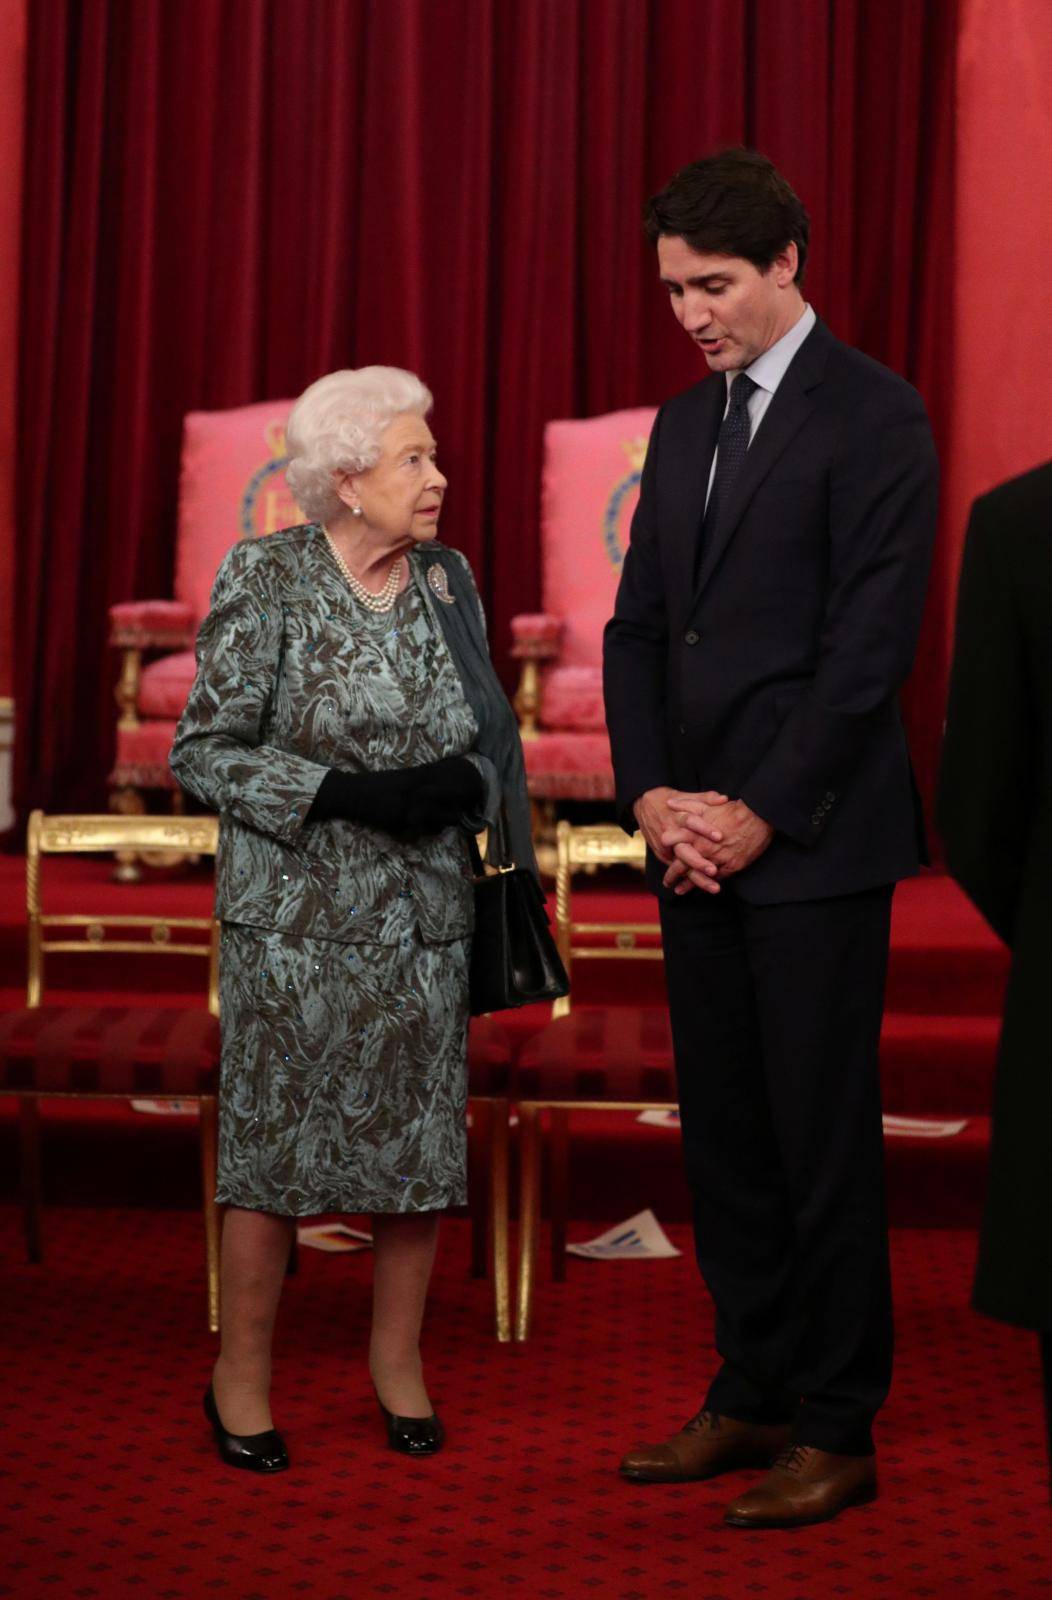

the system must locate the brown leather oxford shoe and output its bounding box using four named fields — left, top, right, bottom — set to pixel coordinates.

left=619, top=1408, right=793, bottom=1483
left=723, top=1444, right=877, bottom=1527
